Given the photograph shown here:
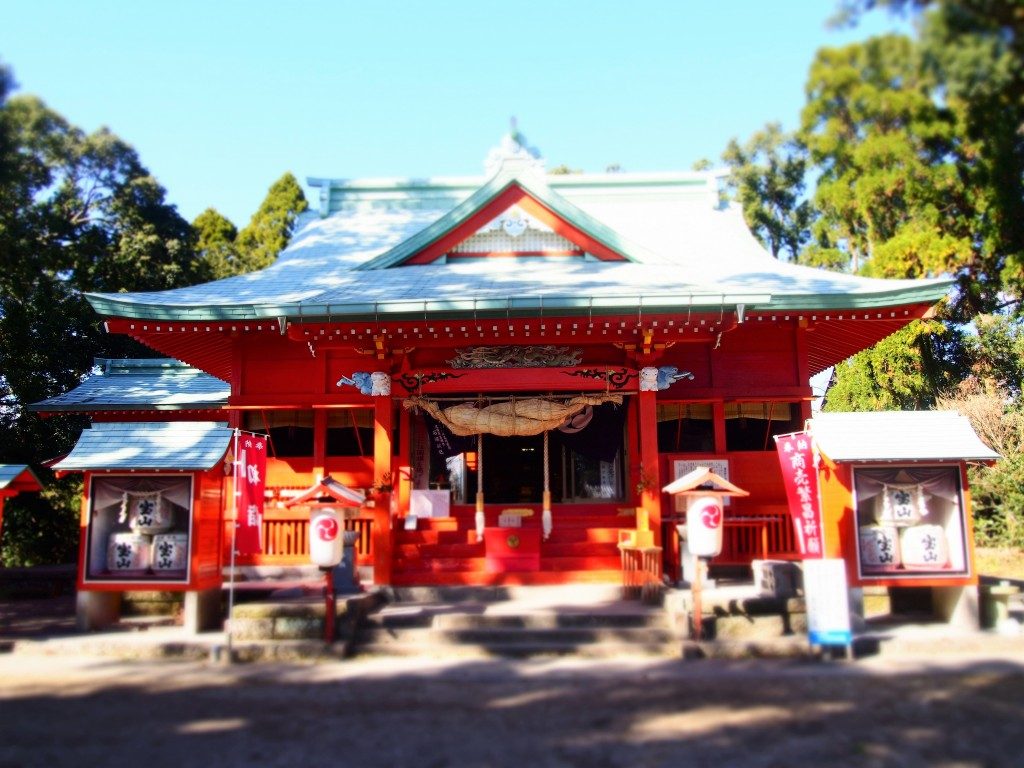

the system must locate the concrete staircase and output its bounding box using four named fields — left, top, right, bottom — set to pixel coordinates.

left=351, top=585, right=681, bottom=659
